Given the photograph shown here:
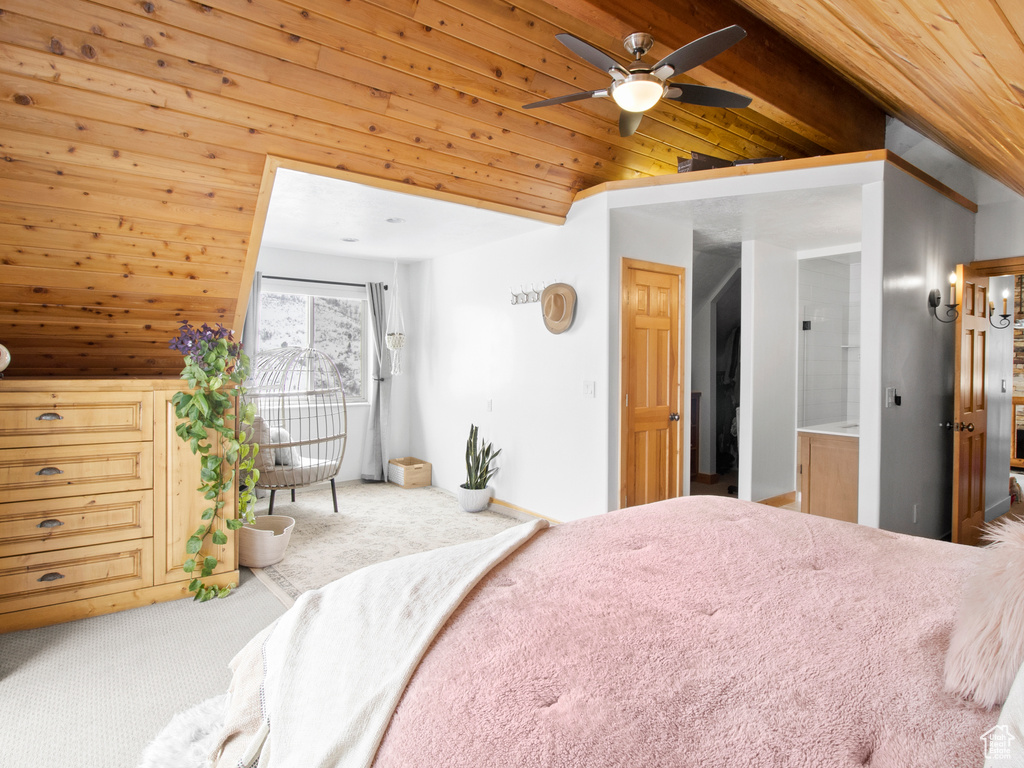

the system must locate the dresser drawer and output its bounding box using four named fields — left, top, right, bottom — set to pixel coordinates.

left=0, top=491, right=153, bottom=557
left=0, top=443, right=153, bottom=503
left=0, top=391, right=153, bottom=448
left=0, top=539, right=153, bottom=615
